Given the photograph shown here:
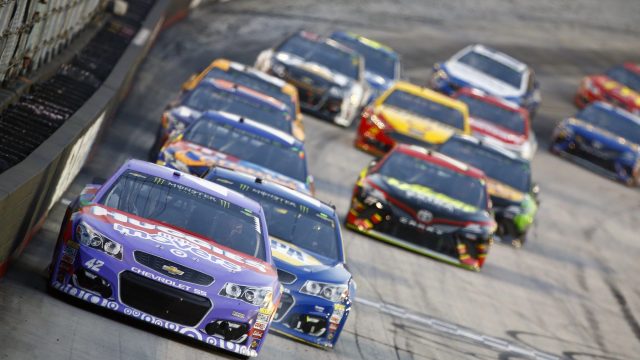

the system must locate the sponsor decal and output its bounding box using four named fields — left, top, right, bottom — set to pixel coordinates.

left=330, top=303, right=346, bottom=325
left=131, top=267, right=207, bottom=296
left=52, top=281, right=257, bottom=357
left=399, top=217, right=437, bottom=233
left=314, top=305, right=325, bottom=312
left=84, top=258, right=104, bottom=272
left=87, top=206, right=270, bottom=274
left=416, top=209, right=433, bottom=223
left=232, top=311, right=245, bottom=319
left=253, top=321, right=268, bottom=331
left=270, top=238, right=321, bottom=266
left=251, top=329, right=265, bottom=339
left=485, top=178, right=524, bottom=202
left=257, top=313, right=270, bottom=323
left=385, top=177, right=478, bottom=213
left=62, top=245, right=78, bottom=264
left=259, top=307, right=273, bottom=315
